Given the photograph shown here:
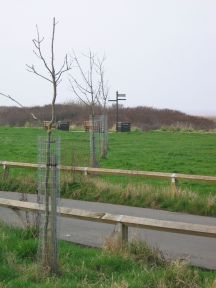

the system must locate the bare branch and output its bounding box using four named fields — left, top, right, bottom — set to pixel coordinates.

left=89, top=51, right=94, bottom=101
left=51, top=17, right=56, bottom=78
left=30, top=113, right=38, bottom=120
left=68, top=79, right=90, bottom=106
left=33, top=49, right=41, bottom=59
left=0, top=92, right=38, bottom=120
left=68, top=78, right=91, bottom=105
left=56, top=55, right=67, bottom=76
left=72, top=50, right=91, bottom=87
left=56, top=78, right=62, bottom=86
left=32, top=25, right=52, bottom=76
left=28, top=18, right=72, bottom=127
left=69, top=75, right=91, bottom=94
left=69, top=50, right=109, bottom=115
left=26, top=64, right=53, bottom=83
left=0, top=92, right=25, bottom=108
left=95, top=55, right=109, bottom=110
left=95, top=83, right=103, bottom=104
